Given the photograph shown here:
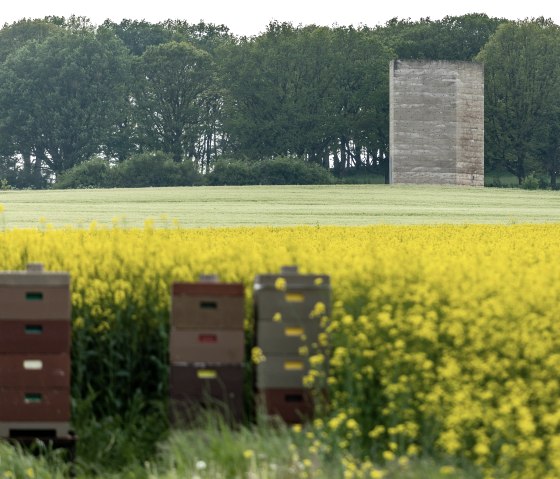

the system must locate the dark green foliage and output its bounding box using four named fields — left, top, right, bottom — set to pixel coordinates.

left=378, top=14, right=507, bottom=61
left=477, top=19, right=560, bottom=185
left=336, top=166, right=386, bottom=184
left=133, top=41, right=217, bottom=163
left=206, top=159, right=260, bottom=185
left=0, top=15, right=558, bottom=188
left=521, top=174, right=541, bottom=190
left=220, top=23, right=392, bottom=172
left=0, top=24, right=132, bottom=177
left=56, top=152, right=202, bottom=188
left=207, top=157, right=335, bottom=185
left=111, top=152, right=201, bottom=187
left=101, top=19, right=174, bottom=56
left=258, top=157, right=335, bottom=185
left=0, top=156, right=21, bottom=188
left=72, top=390, right=168, bottom=475
left=55, top=157, right=112, bottom=189
left=0, top=18, right=60, bottom=62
